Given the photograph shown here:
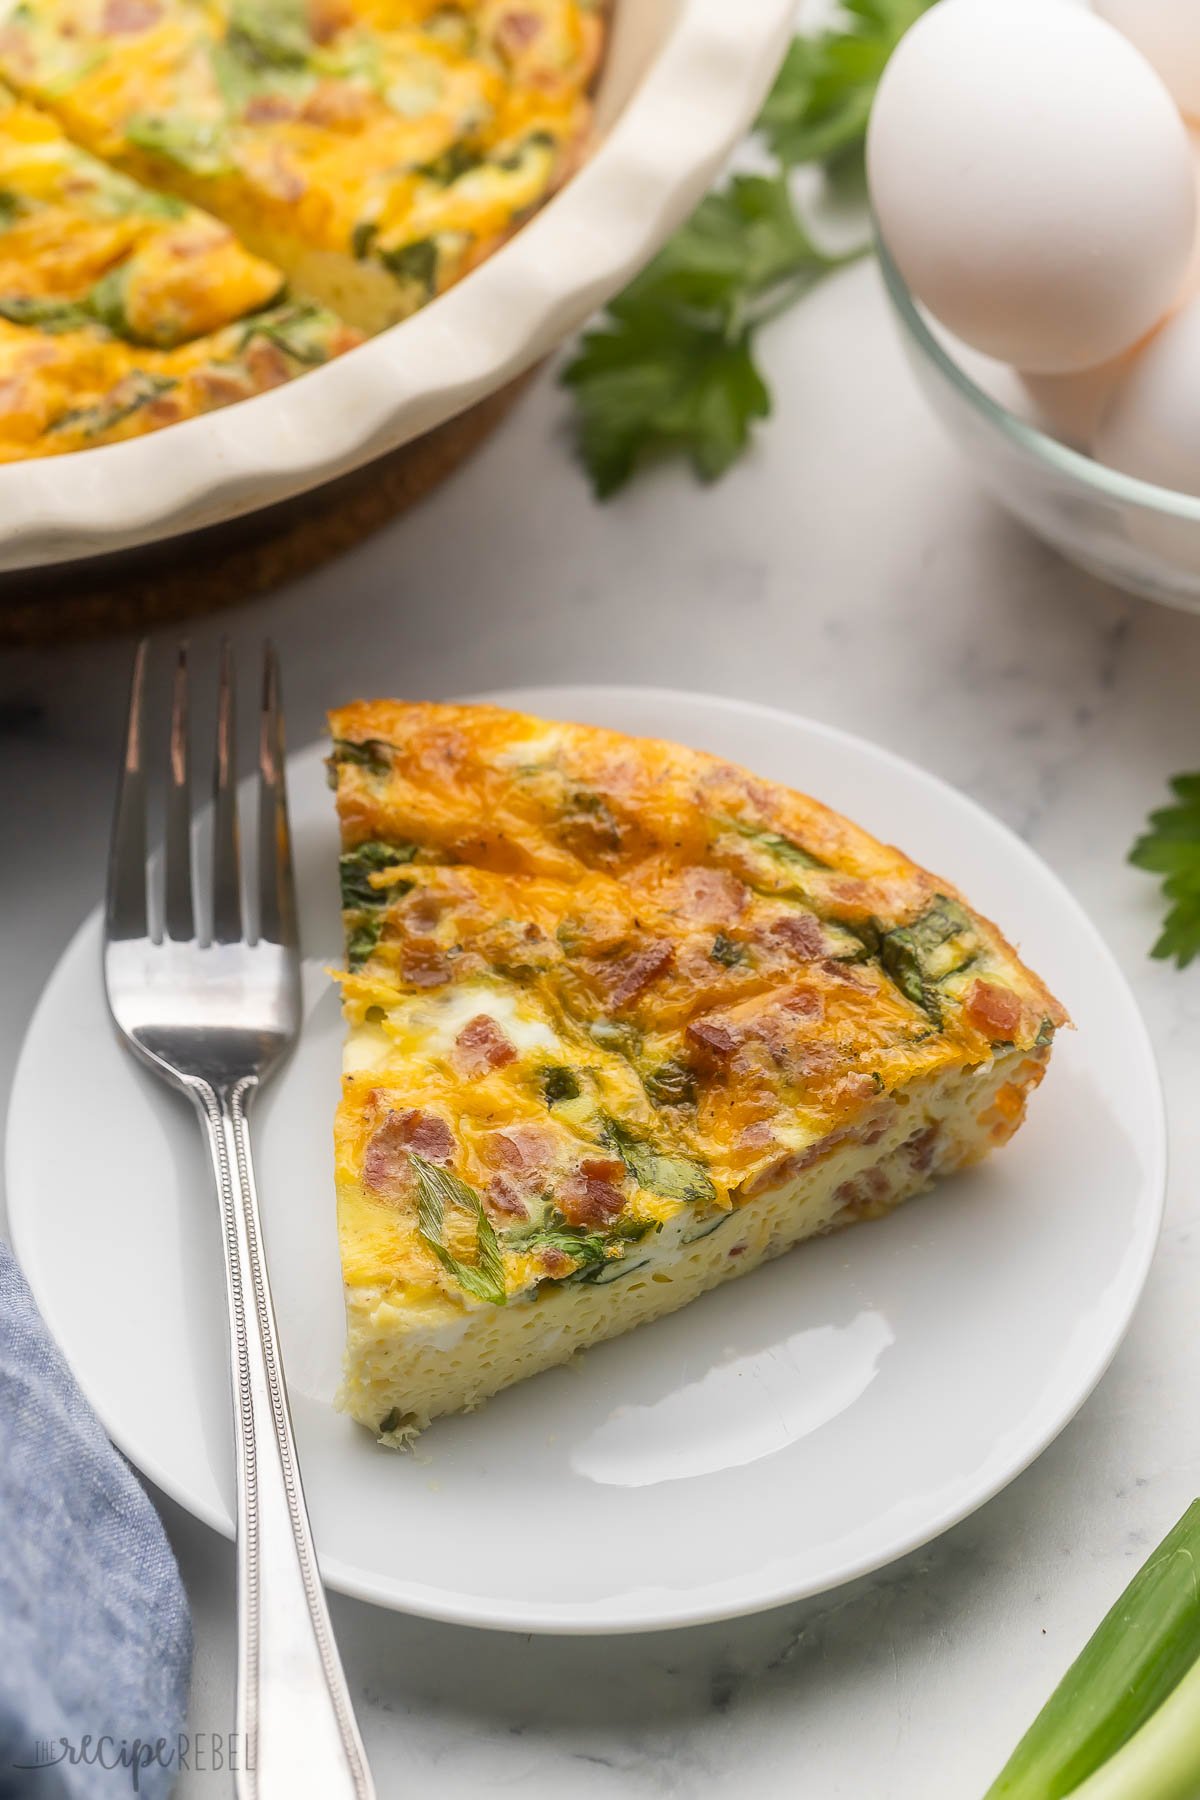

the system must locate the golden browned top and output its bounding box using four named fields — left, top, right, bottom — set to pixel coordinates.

left=329, top=700, right=1064, bottom=1306
left=0, top=84, right=283, bottom=343
left=0, top=0, right=603, bottom=326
